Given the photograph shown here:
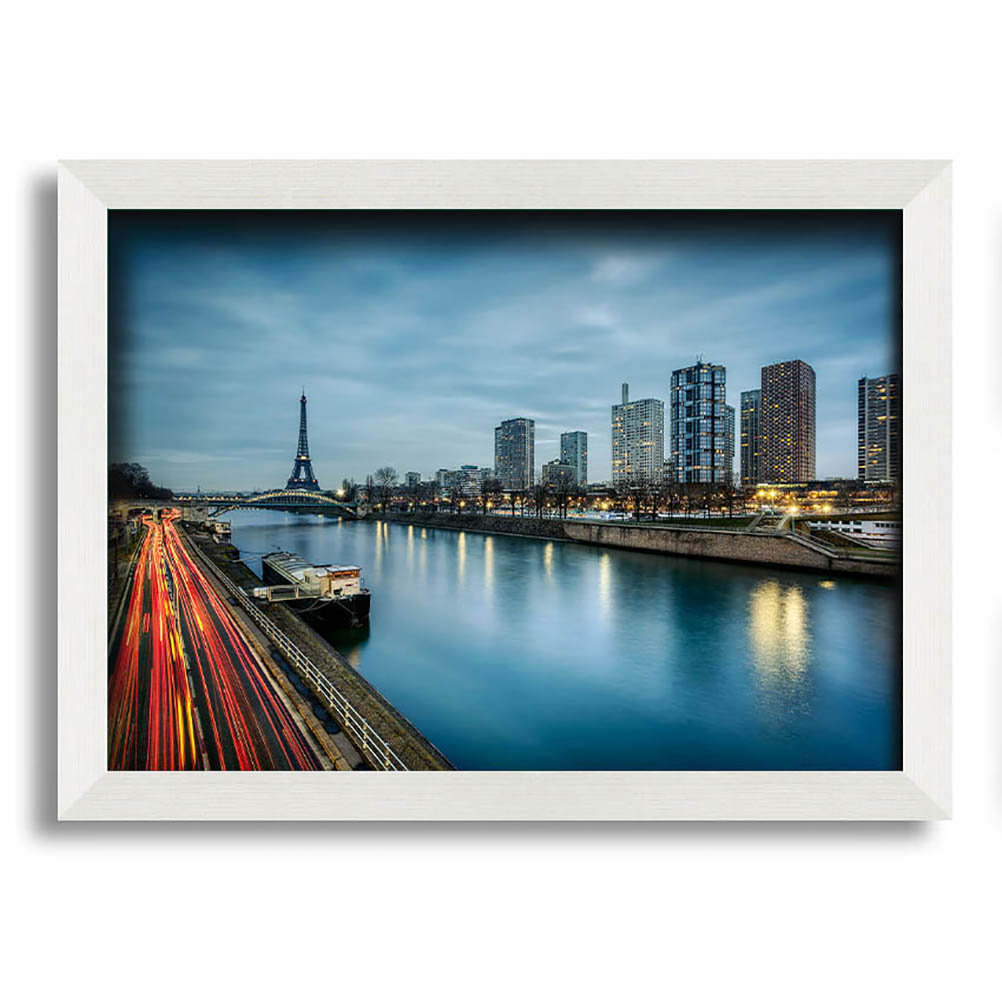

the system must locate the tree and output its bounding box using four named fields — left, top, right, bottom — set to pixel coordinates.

left=718, top=476, right=738, bottom=518
left=622, top=473, right=652, bottom=521
left=481, top=477, right=503, bottom=515
left=450, top=483, right=468, bottom=515
left=374, top=466, right=397, bottom=513
left=552, top=471, right=576, bottom=519
left=529, top=481, right=549, bottom=519
left=108, top=462, right=172, bottom=501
